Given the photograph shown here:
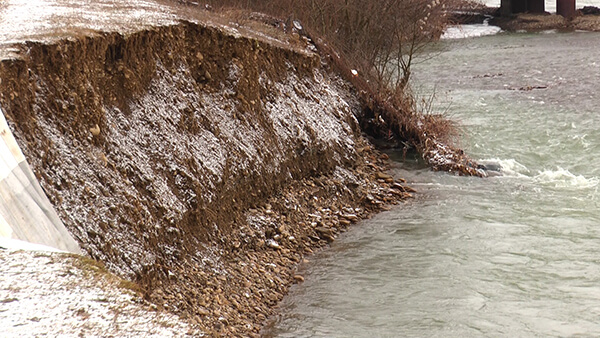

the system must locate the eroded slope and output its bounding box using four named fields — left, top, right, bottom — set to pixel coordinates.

left=0, top=2, right=417, bottom=335
left=0, top=20, right=361, bottom=275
